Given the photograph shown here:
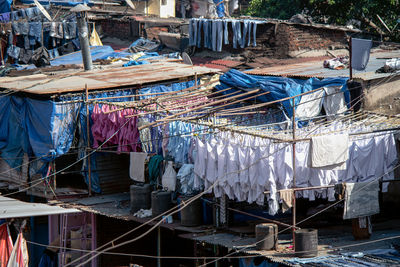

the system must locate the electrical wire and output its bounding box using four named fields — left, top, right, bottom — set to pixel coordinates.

left=199, top=162, right=400, bottom=266
left=68, top=76, right=399, bottom=266
left=25, top=234, right=400, bottom=260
